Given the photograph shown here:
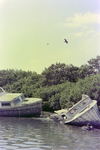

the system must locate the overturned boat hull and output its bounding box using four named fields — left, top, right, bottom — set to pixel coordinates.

left=50, top=95, right=100, bottom=127
left=65, top=100, right=100, bottom=126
